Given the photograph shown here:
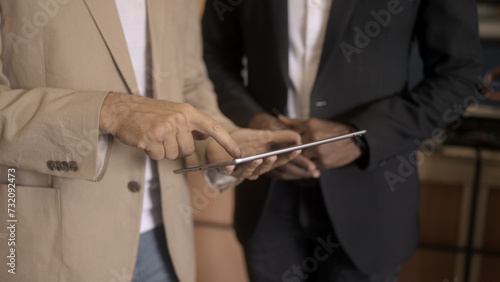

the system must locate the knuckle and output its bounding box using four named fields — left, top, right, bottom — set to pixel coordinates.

left=149, top=119, right=167, bottom=135
left=179, top=103, right=195, bottom=114
left=211, top=121, right=223, bottom=133
left=165, top=150, right=179, bottom=160
left=180, top=145, right=195, bottom=157
left=136, top=140, right=147, bottom=150
left=147, top=149, right=162, bottom=161
left=182, top=103, right=195, bottom=111
left=163, top=143, right=180, bottom=160
left=161, top=122, right=174, bottom=134
left=147, top=128, right=163, bottom=143
left=171, top=112, right=188, bottom=125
